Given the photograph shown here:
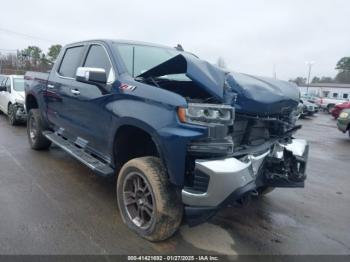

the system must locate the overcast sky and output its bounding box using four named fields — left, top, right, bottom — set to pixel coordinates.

left=0, top=0, right=349, bottom=80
